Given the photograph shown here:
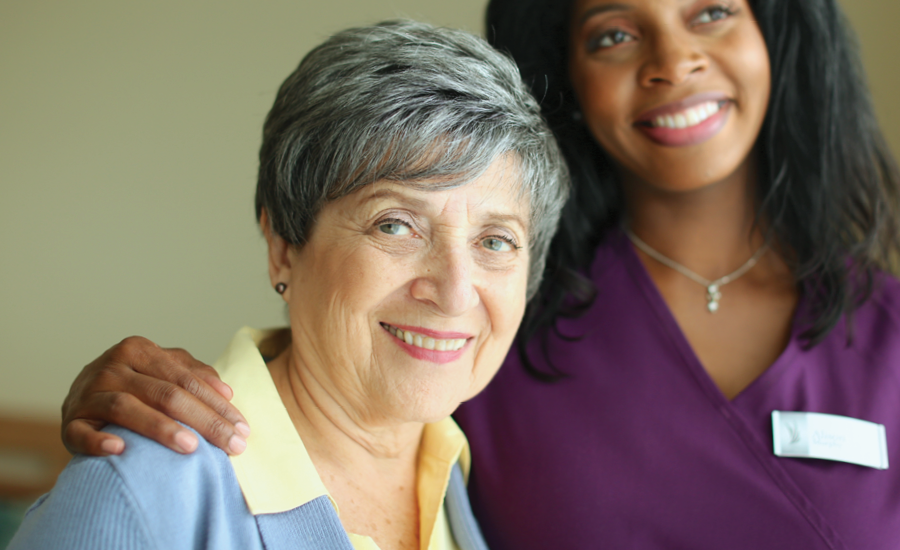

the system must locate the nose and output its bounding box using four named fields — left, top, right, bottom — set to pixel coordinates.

left=410, top=242, right=480, bottom=317
left=638, top=29, right=708, bottom=87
